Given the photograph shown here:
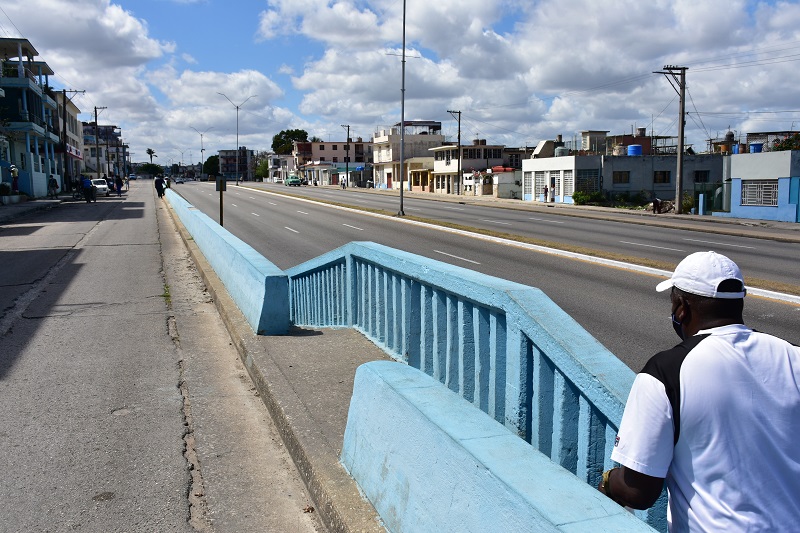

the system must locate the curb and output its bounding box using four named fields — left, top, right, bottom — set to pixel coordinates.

left=163, top=200, right=385, bottom=533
